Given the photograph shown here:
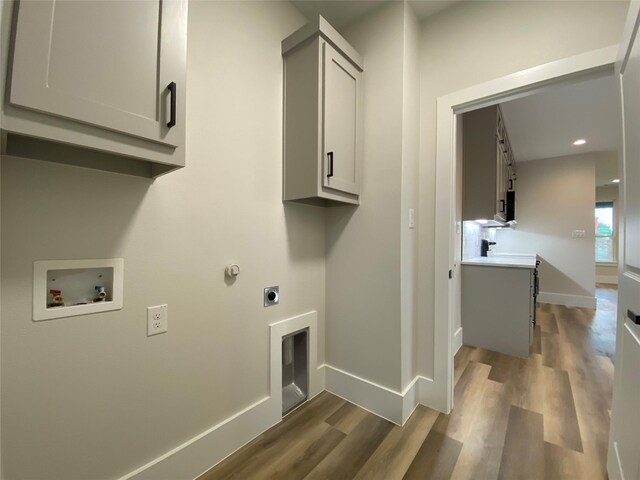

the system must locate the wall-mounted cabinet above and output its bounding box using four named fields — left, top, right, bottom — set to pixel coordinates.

left=282, top=16, right=363, bottom=206
left=1, top=0, right=187, bottom=178
left=463, top=105, right=517, bottom=224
